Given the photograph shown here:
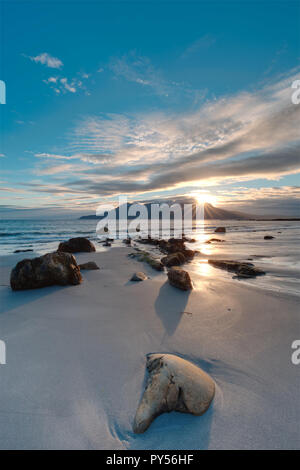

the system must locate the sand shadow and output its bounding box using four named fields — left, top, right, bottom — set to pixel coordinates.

left=0, top=285, right=64, bottom=315
left=128, top=402, right=214, bottom=450
left=154, top=282, right=190, bottom=336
